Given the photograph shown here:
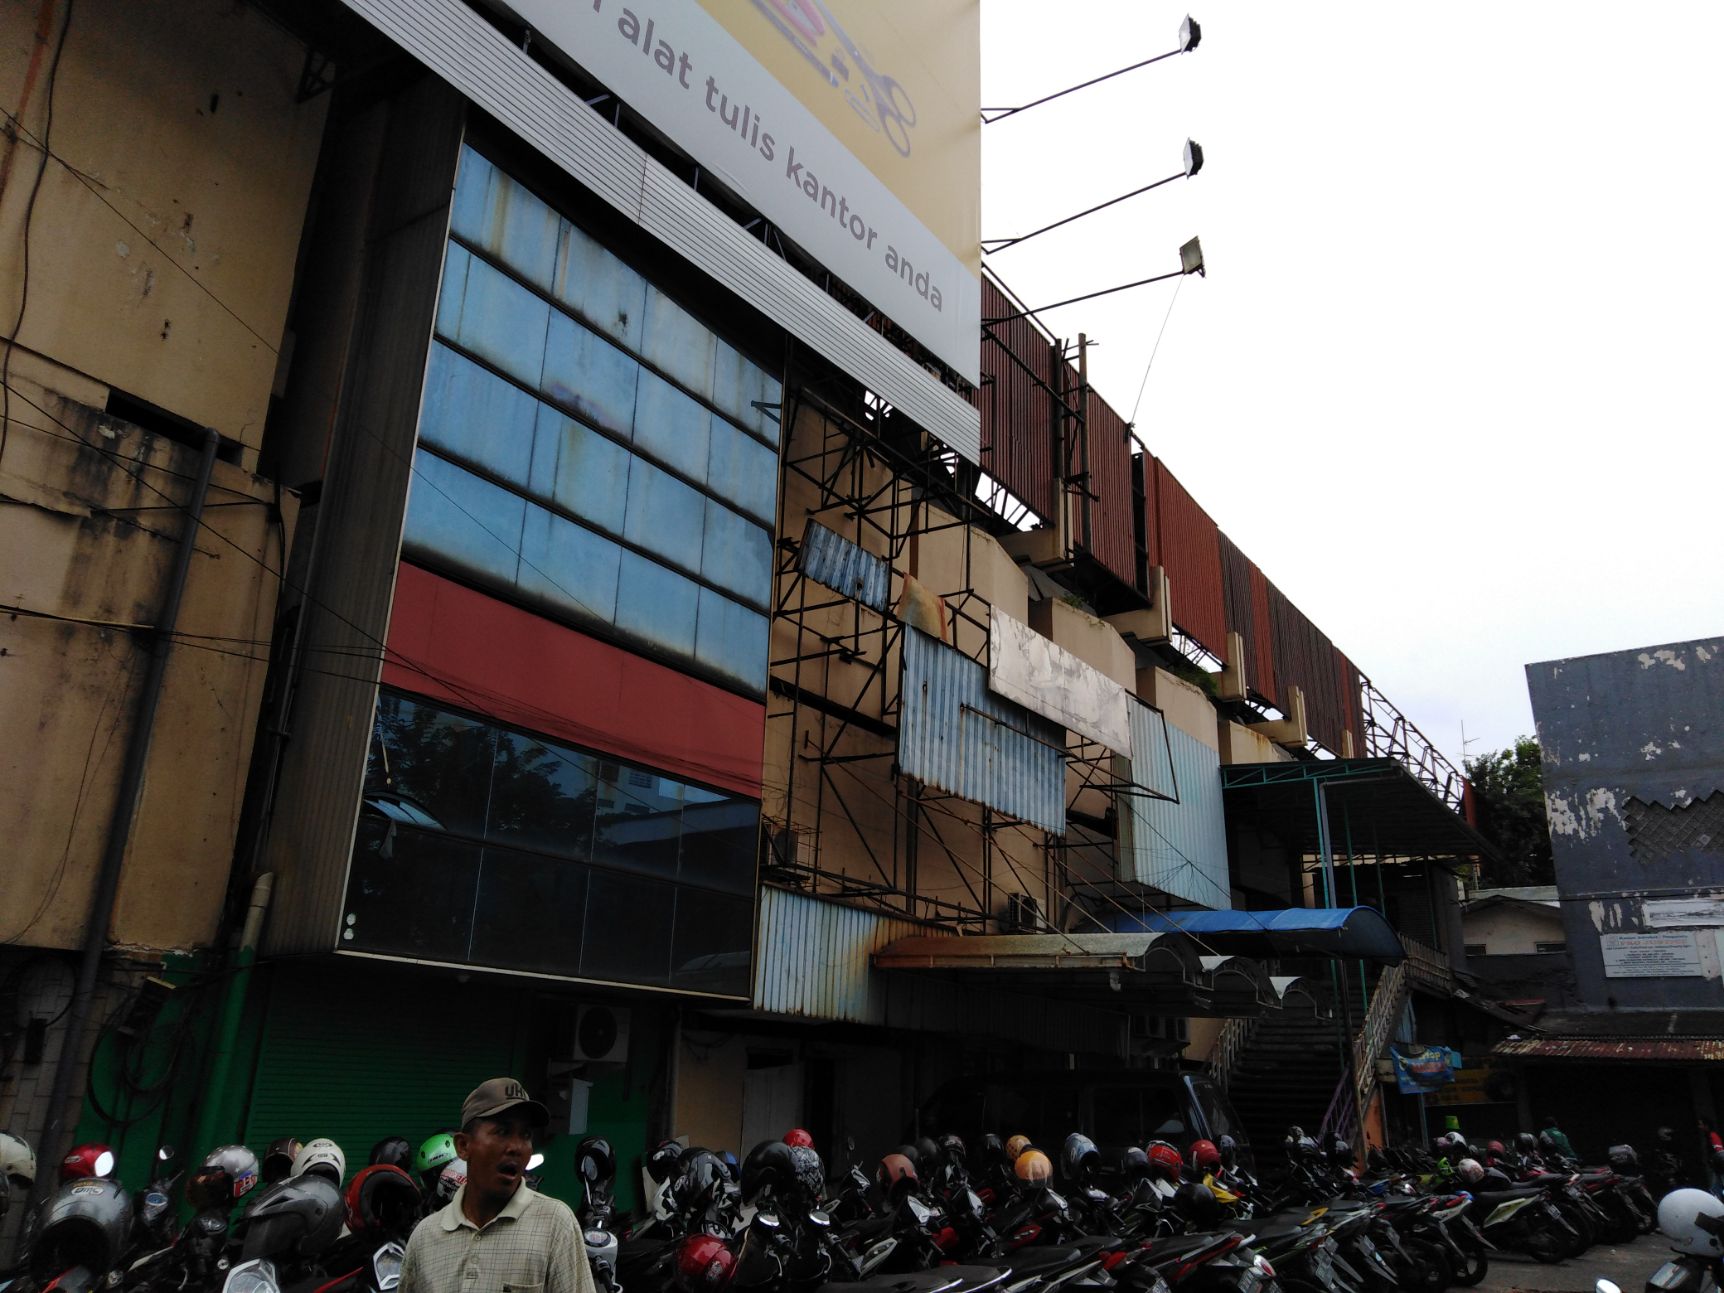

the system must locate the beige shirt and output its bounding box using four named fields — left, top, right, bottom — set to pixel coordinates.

left=399, top=1183, right=595, bottom=1293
